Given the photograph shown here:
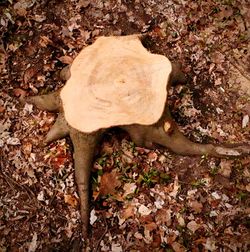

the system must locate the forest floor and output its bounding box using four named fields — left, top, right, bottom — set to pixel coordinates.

left=0, top=0, right=250, bottom=251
